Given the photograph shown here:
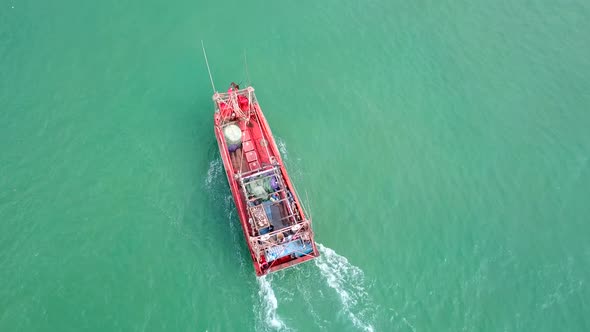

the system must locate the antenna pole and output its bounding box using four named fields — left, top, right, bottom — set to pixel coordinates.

left=201, top=40, right=216, bottom=93
left=244, top=50, right=251, bottom=86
